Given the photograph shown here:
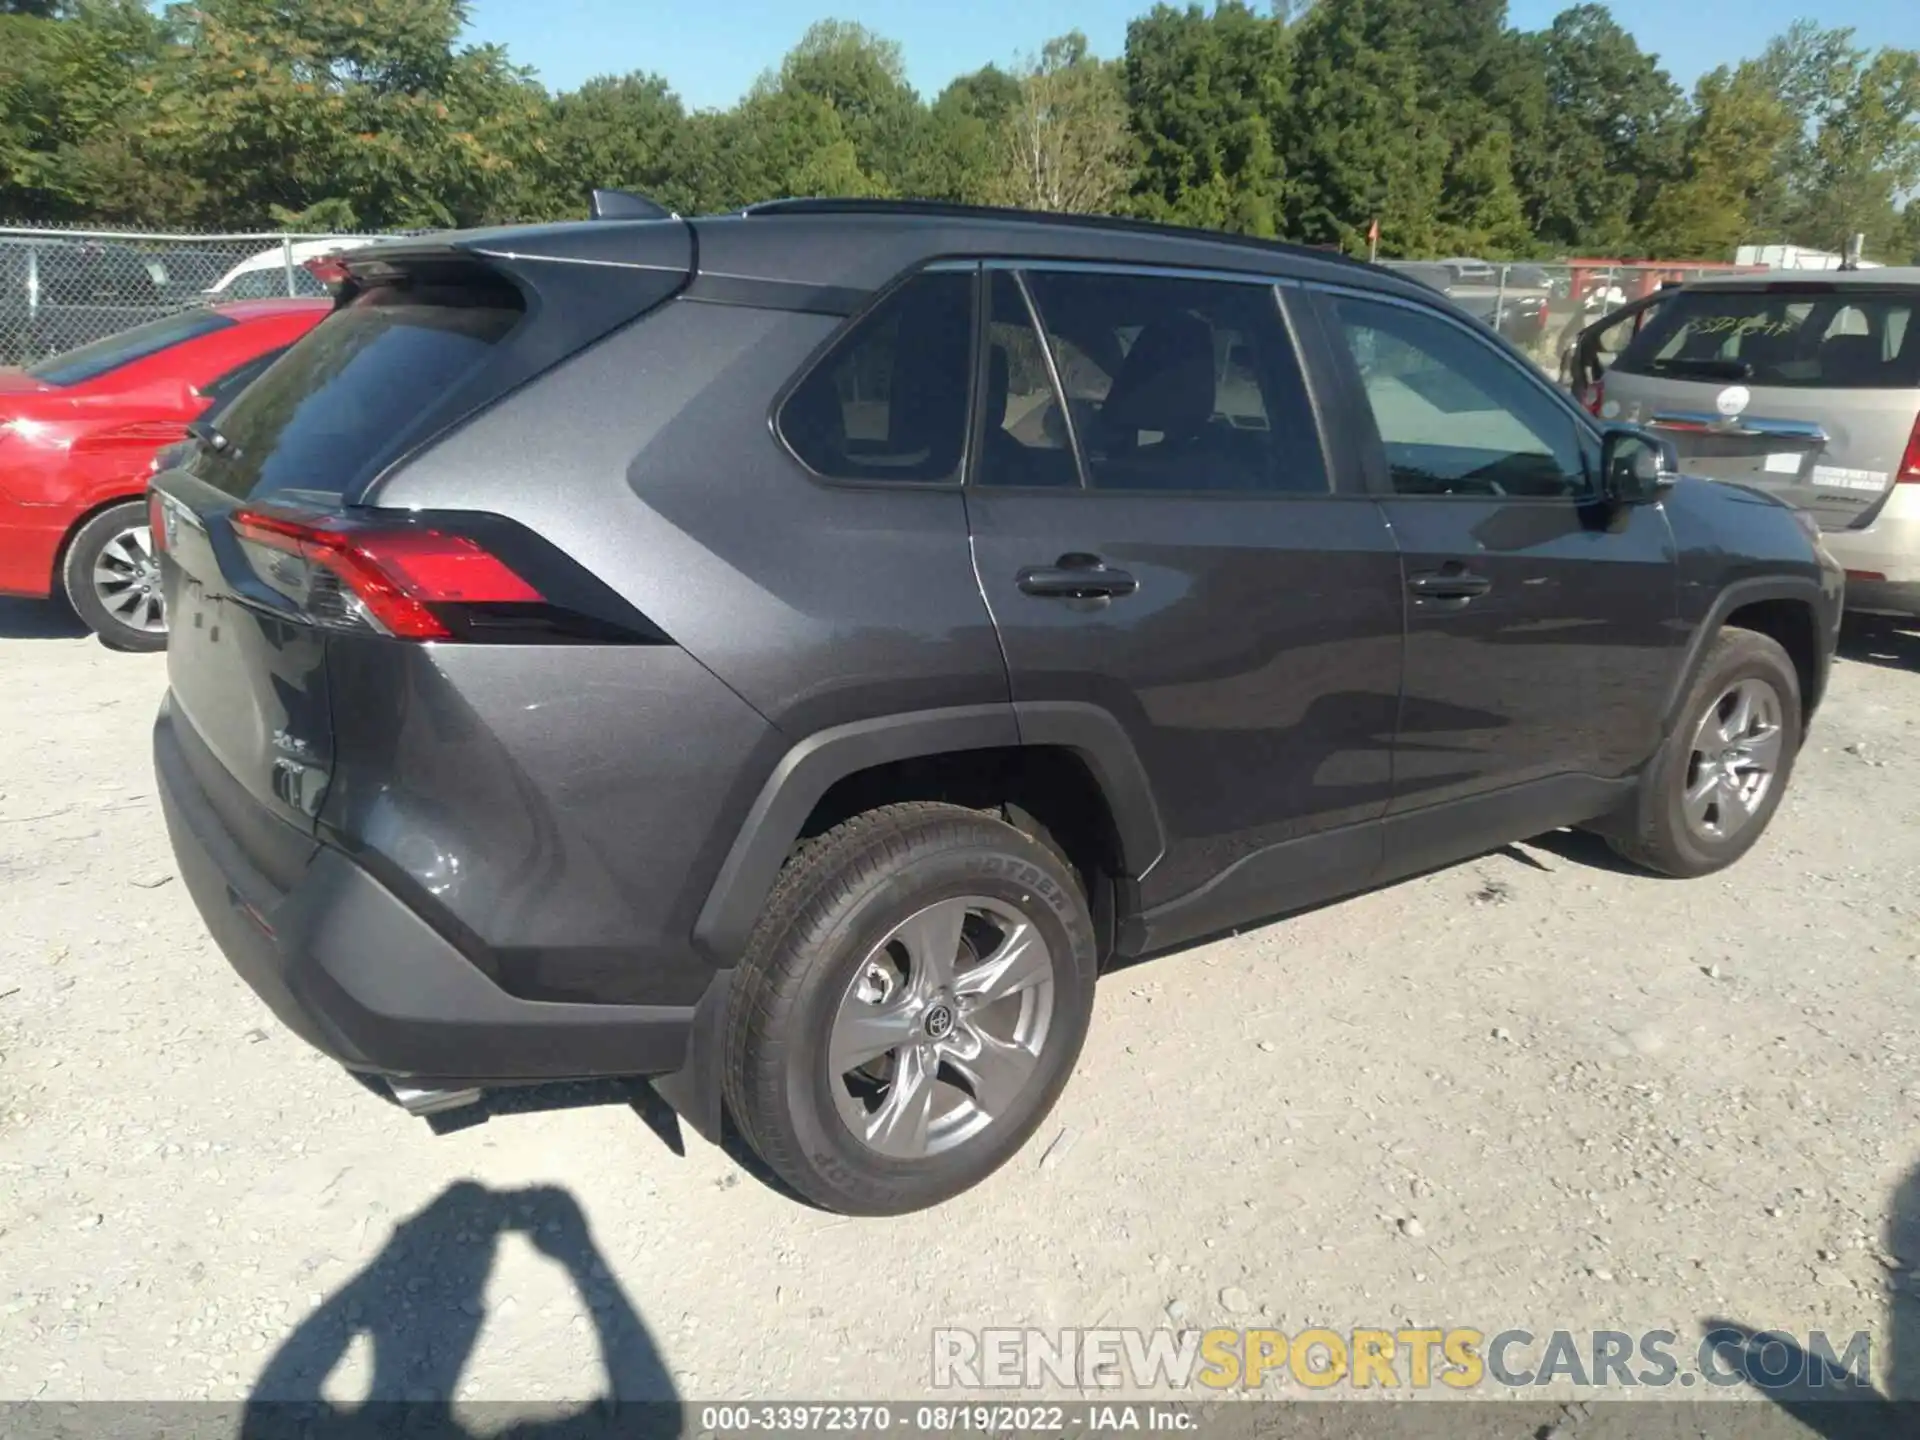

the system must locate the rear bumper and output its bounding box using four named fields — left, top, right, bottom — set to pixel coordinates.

left=1825, top=486, right=1920, bottom=617
left=1841, top=577, right=1920, bottom=618
left=155, top=697, right=698, bottom=1084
